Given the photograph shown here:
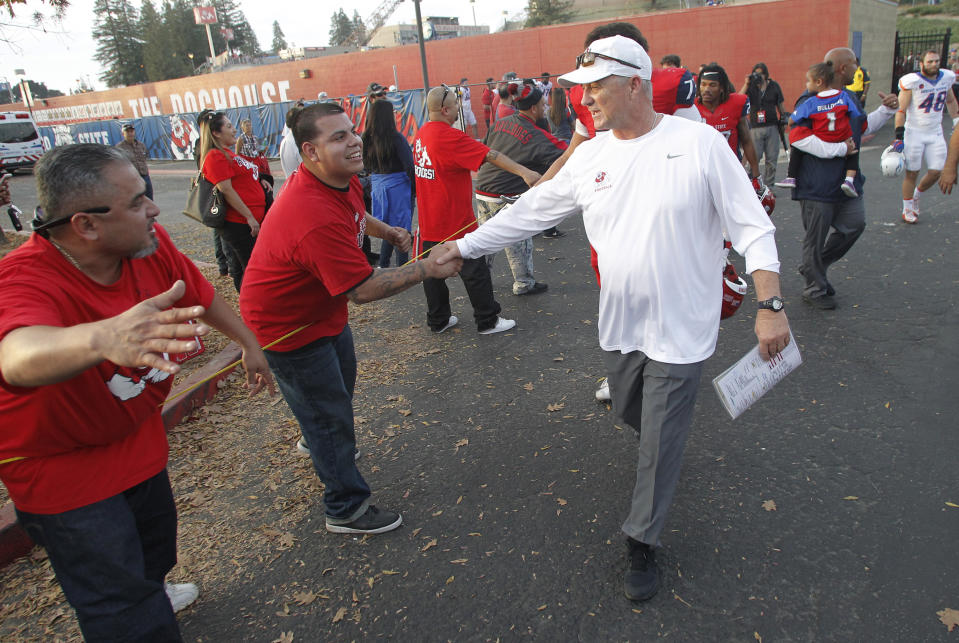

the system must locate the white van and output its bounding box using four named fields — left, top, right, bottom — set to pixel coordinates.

left=0, top=111, right=45, bottom=174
